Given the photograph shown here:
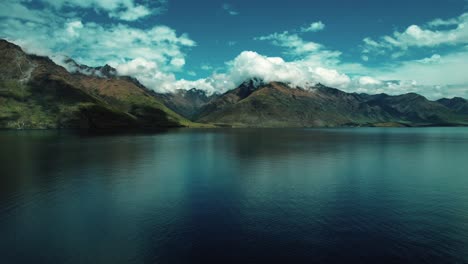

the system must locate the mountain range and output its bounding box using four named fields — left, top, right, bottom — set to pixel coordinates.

left=1, top=39, right=467, bottom=129
left=191, top=80, right=468, bottom=127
